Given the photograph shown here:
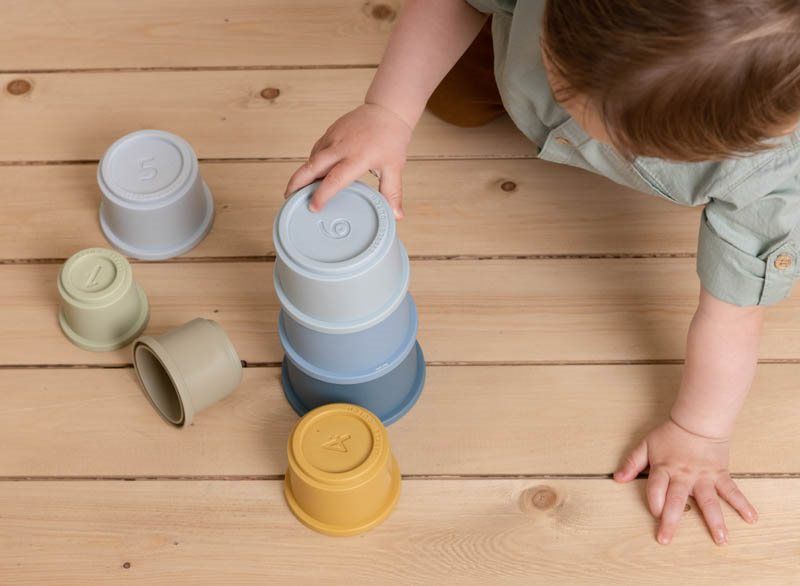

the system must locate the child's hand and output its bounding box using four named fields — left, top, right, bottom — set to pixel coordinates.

left=285, top=103, right=413, bottom=219
left=614, top=419, right=758, bottom=545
